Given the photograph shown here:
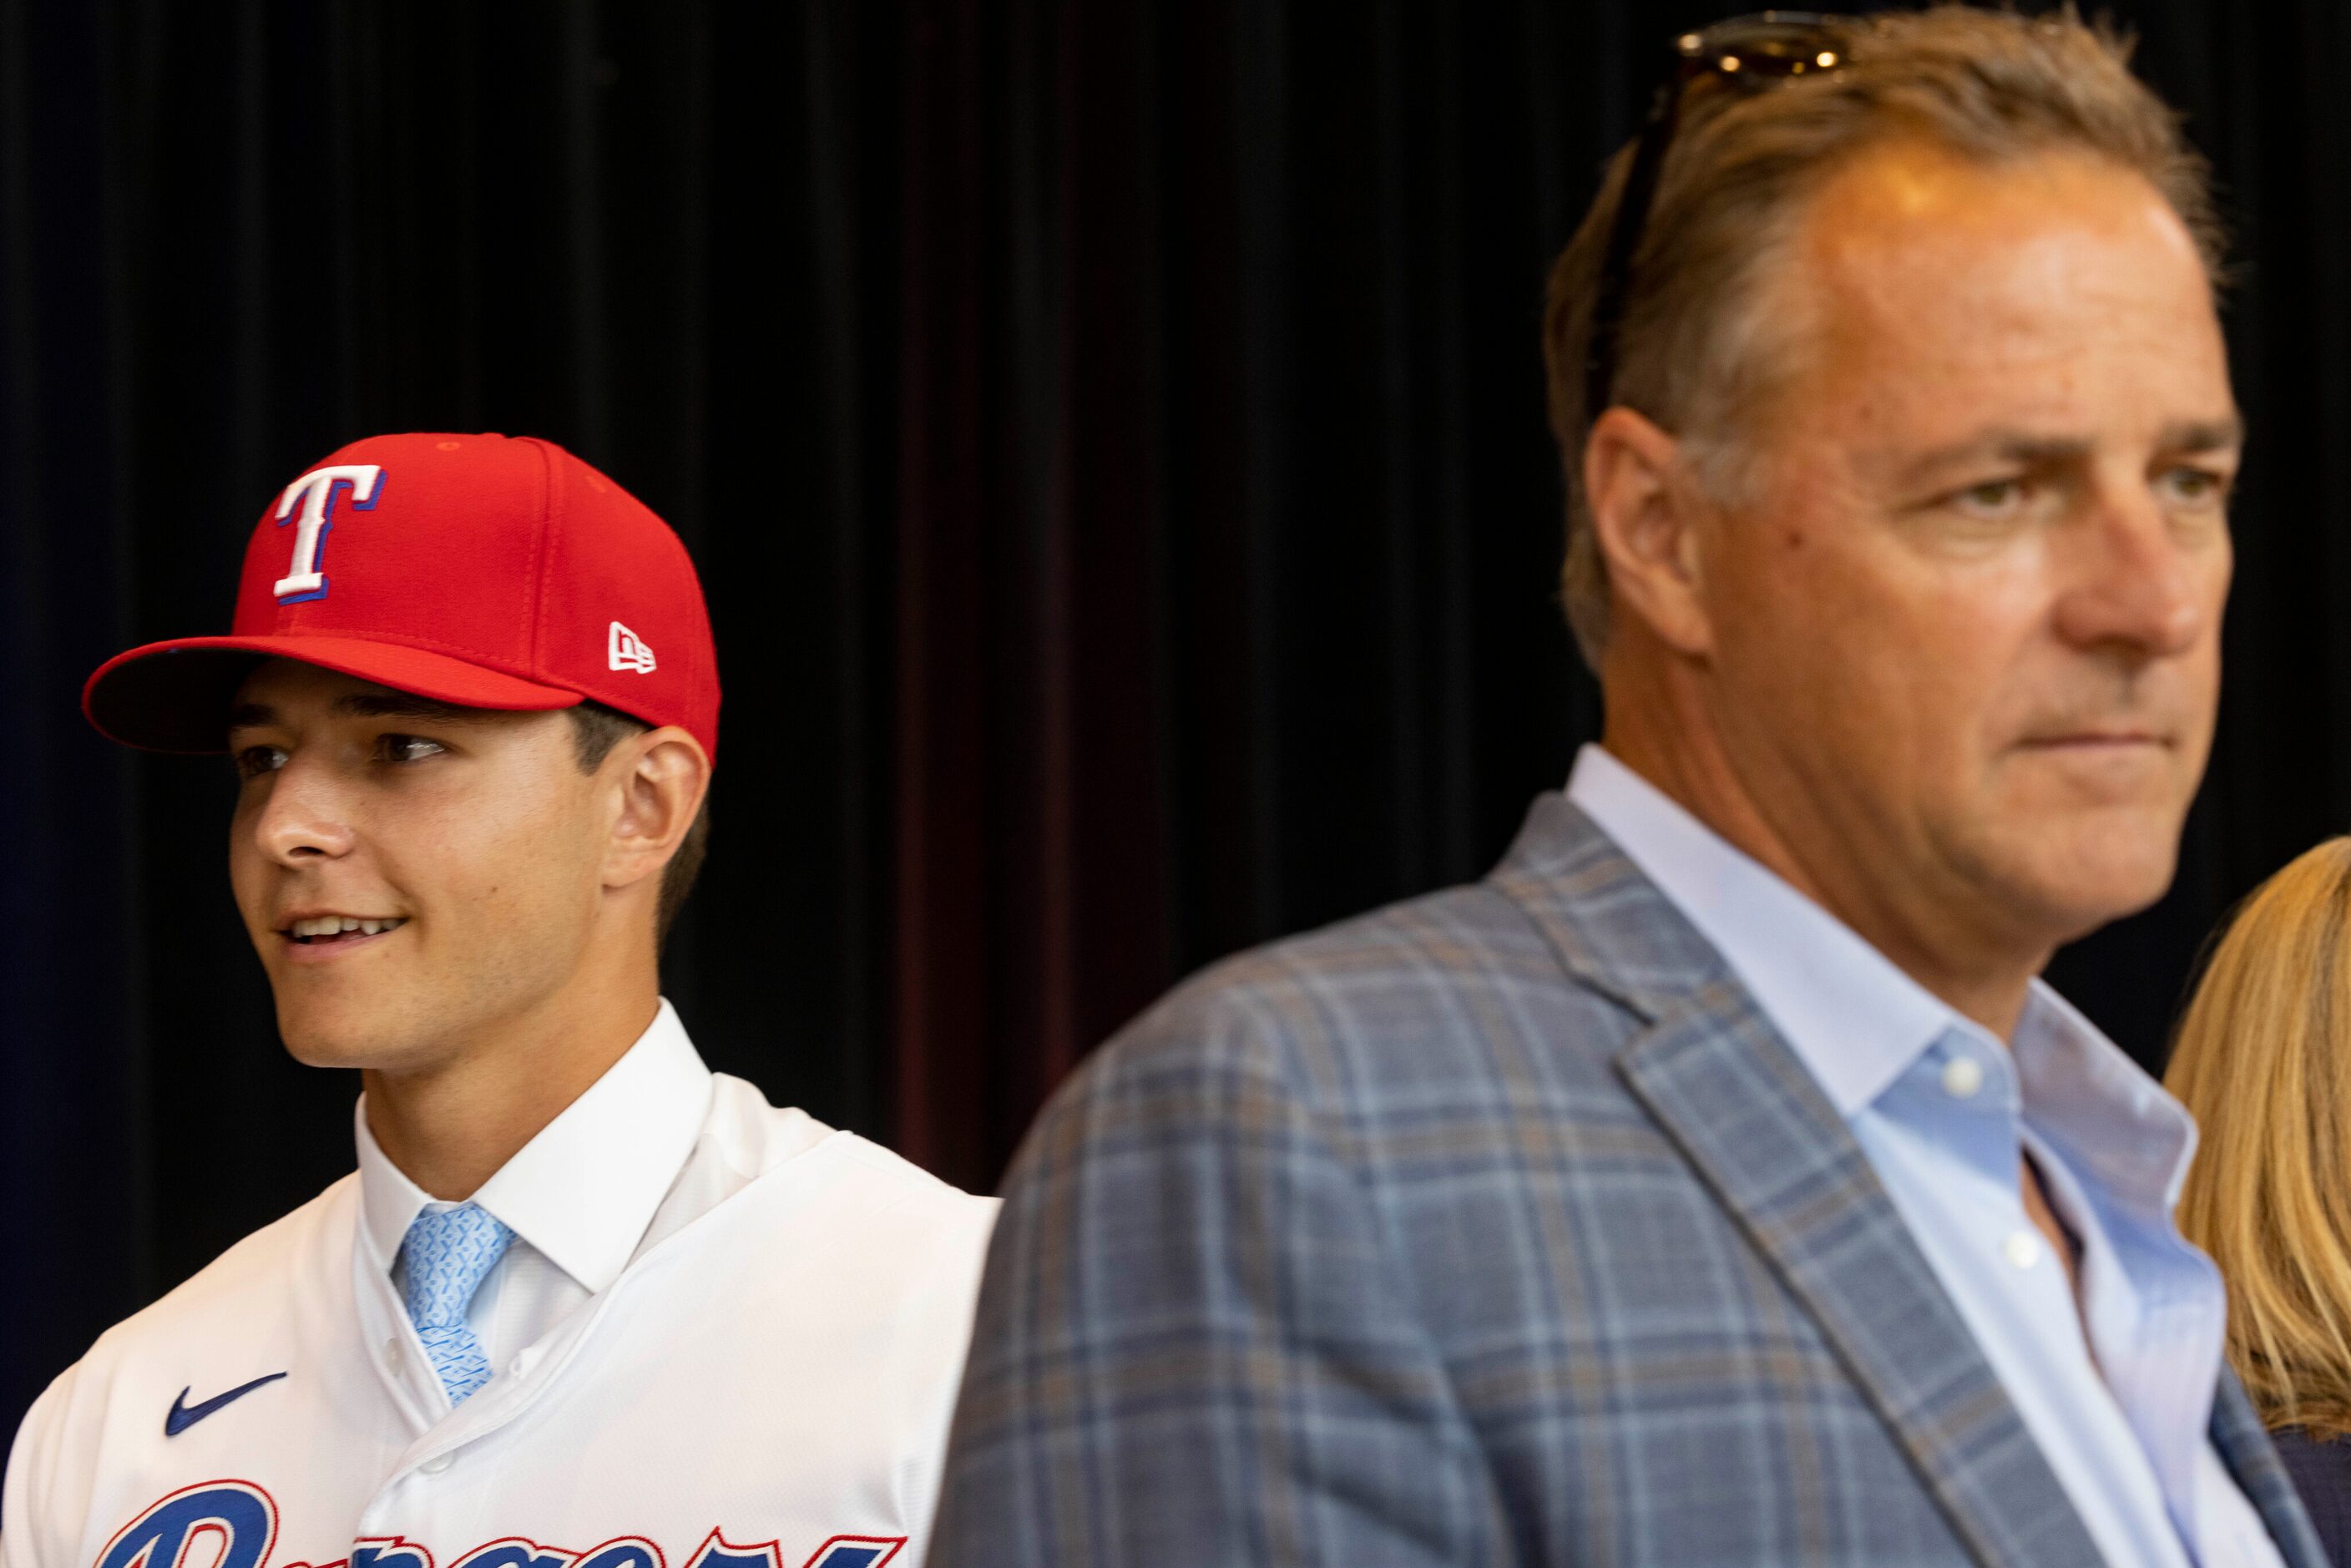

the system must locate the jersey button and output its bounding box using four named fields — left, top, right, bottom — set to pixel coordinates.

left=383, top=1338, right=405, bottom=1371
left=421, top=1454, right=453, bottom=1475
left=509, top=1348, right=543, bottom=1379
